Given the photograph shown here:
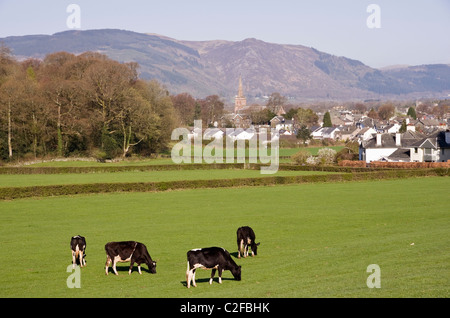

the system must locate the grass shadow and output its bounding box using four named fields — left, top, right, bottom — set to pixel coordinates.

left=106, top=265, right=153, bottom=274
left=180, top=277, right=235, bottom=287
